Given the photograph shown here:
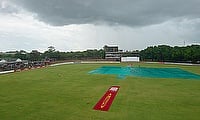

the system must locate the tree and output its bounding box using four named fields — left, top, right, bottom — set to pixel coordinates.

left=14, top=50, right=28, bottom=60
left=140, top=45, right=200, bottom=63
left=43, top=46, right=57, bottom=60
left=47, top=46, right=56, bottom=52
left=29, top=50, right=41, bottom=61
